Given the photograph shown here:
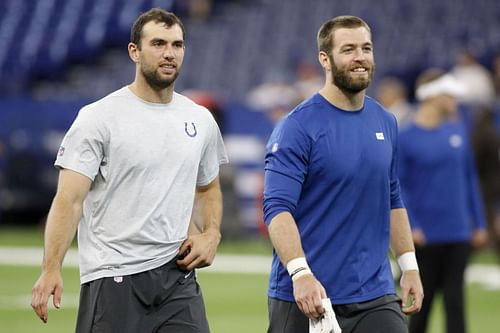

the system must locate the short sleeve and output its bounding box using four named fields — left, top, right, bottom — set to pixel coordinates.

left=55, top=106, right=107, bottom=181
left=197, top=116, right=228, bottom=186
